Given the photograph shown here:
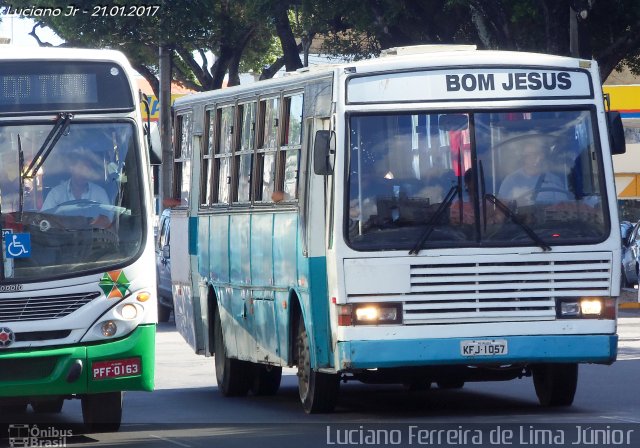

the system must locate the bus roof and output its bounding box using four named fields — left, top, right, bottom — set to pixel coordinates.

left=173, top=47, right=595, bottom=107
left=0, top=46, right=133, bottom=69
